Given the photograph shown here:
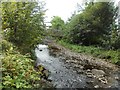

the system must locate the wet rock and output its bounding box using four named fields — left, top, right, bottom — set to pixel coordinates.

left=72, top=60, right=79, bottom=63
left=66, top=60, right=72, bottom=63
left=92, top=69, right=105, bottom=77
left=86, top=81, right=94, bottom=84
left=86, top=72, right=93, bottom=78
left=71, top=56, right=76, bottom=60
left=83, top=64, right=94, bottom=70
left=77, top=70, right=84, bottom=74
left=115, top=76, right=119, bottom=80
left=107, top=77, right=118, bottom=86
left=39, top=78, right=53, bottom=88
left=79, top=66, right=84, bottom=69
left=58, top=56, right=66, bottom=60
left=86, top=69, right=91, bottom=72
left=73, top=64, right=81, bottom=68
left=43, top=70, right=49, bottom=77
left=94, top=85, right=99, bottom=88
left=49, top=45, right=61, bottom=51
left=98, top=77, right=108, bottom=84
